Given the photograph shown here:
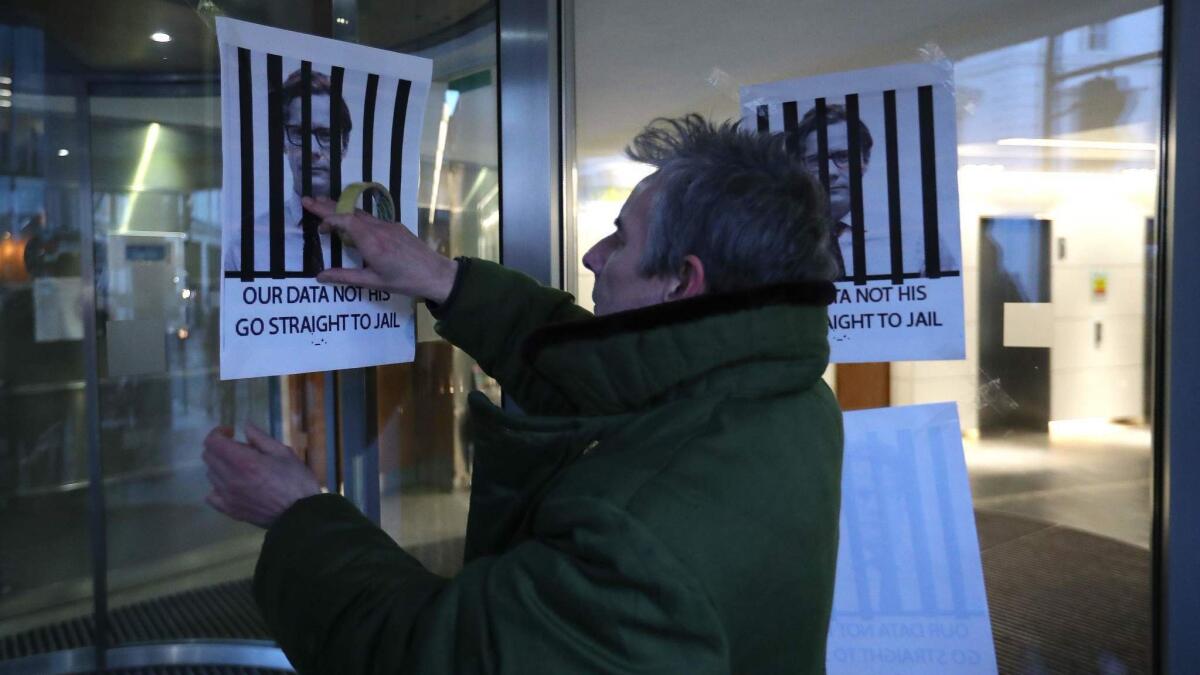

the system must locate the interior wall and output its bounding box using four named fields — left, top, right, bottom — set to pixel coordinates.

left=891, top=168, right=1156, bottom=430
